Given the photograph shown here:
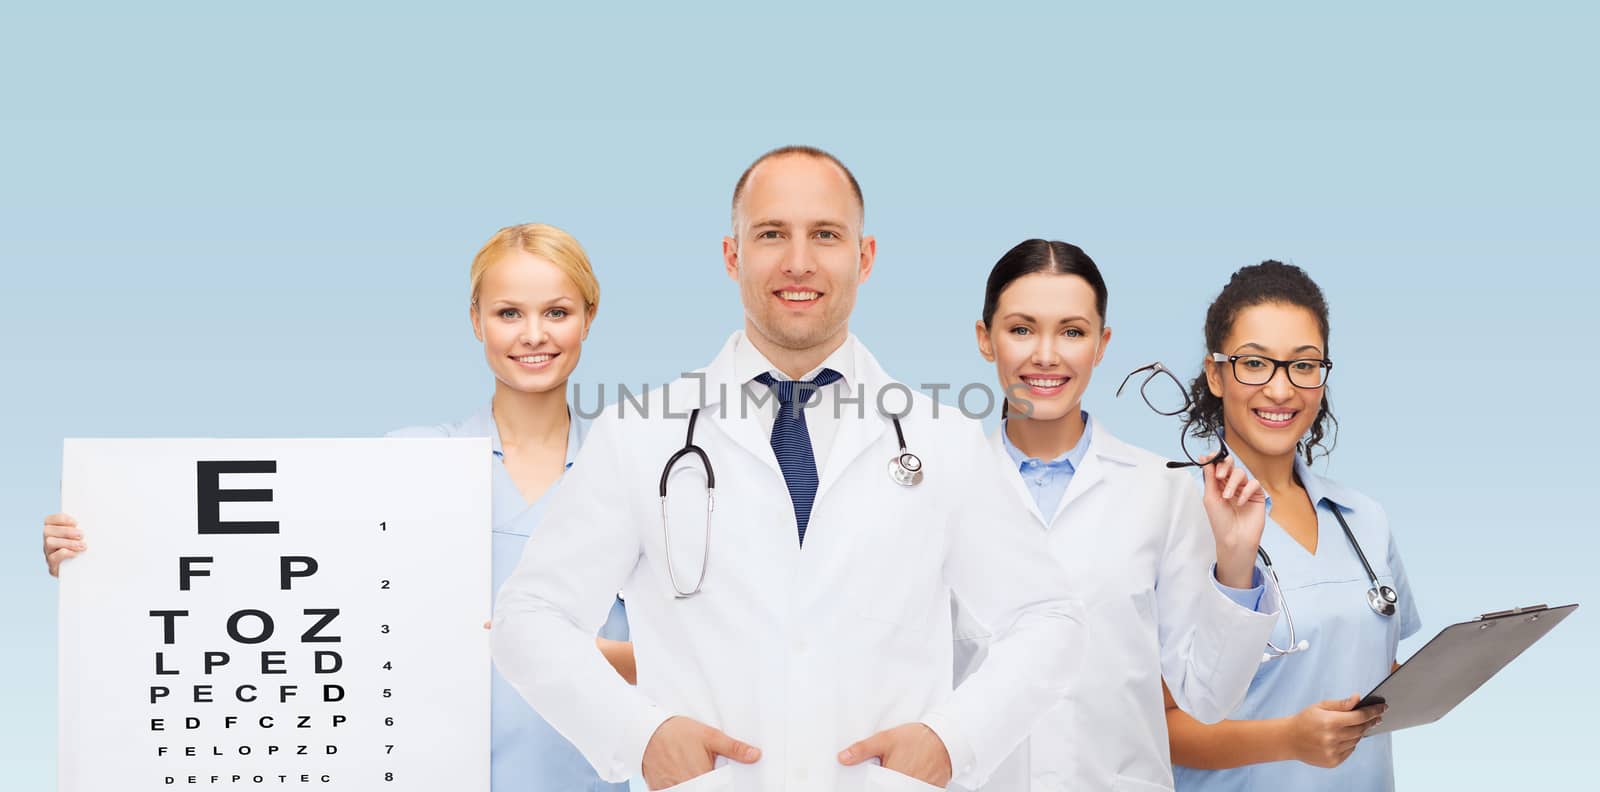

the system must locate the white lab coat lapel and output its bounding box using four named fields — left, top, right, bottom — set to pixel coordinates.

left=1053, top=418, right=1145, bottom=526
left=685, top=332, right=784, bottom=479
left=795, top=340, right=895, bottom=618
left=988, top=416, right=1139, bottom=529
left=664, top=334, right=802, bottom=599
left=987, top=430, right=1050, bottom=528
left=815, top=339, right=889, bottom=503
